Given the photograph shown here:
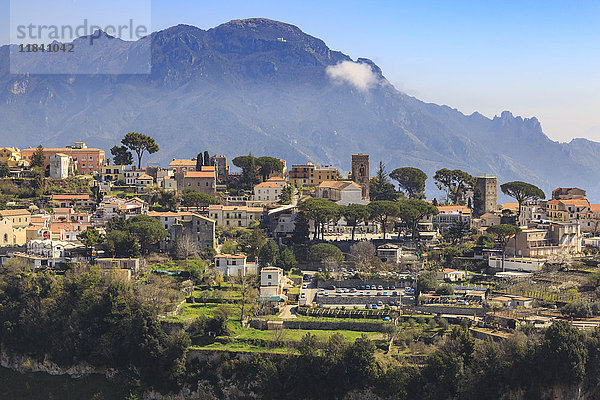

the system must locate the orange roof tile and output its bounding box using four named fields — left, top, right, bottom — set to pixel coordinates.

left=0, top=209, right=31, bottom=216
left=185, top=171, right=215, bottom=178
left=136, top=173, right=153, bottom=180
left=255, top=181, right=284, bottom=188
left=437, top=205, right=471, bottom=213
left=559, top=199, right=590, bottom=207
left=52, top=194, right=91, bottom=200
left=215, top=253, right=246, bottom=259
left=169, top=159, right=196, bottom=166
